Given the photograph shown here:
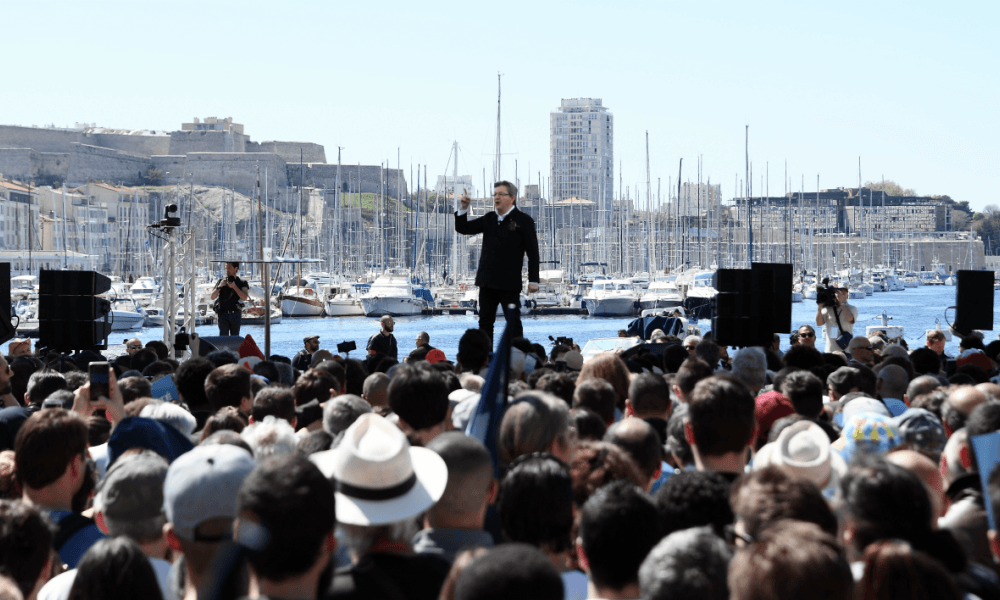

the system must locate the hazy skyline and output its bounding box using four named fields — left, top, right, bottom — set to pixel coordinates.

left=6, top=0, right=997, bottom=211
